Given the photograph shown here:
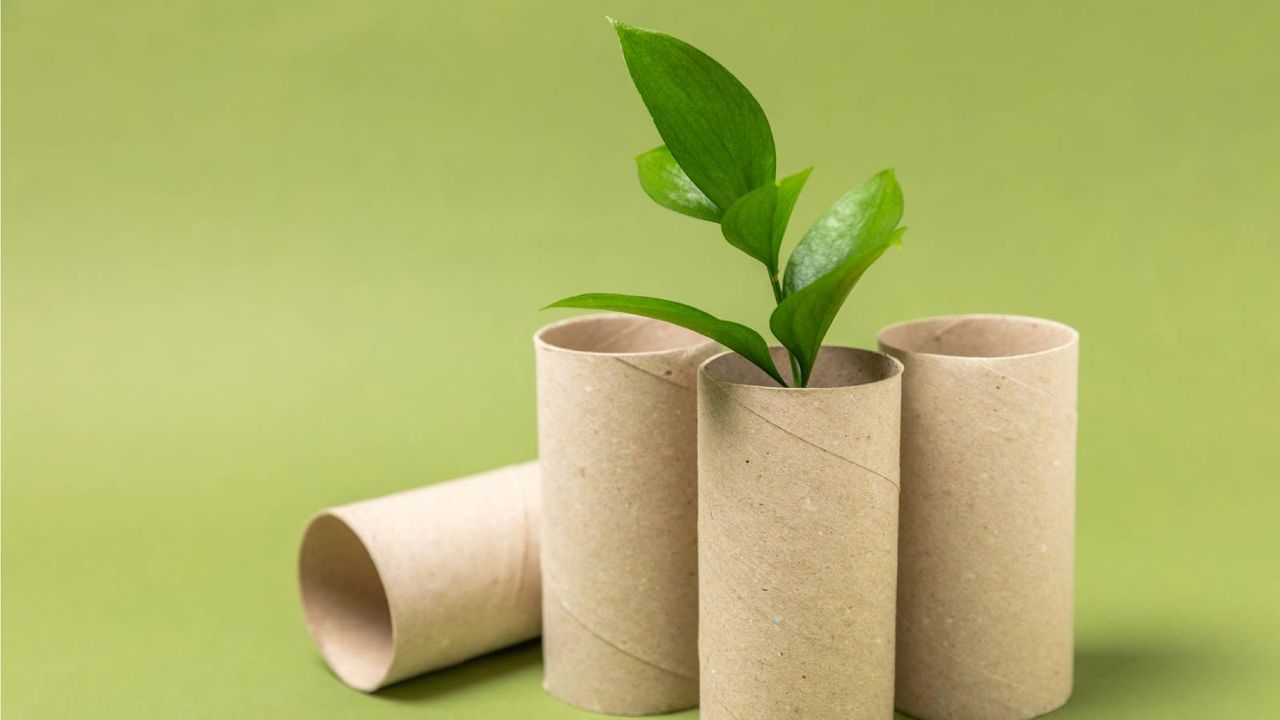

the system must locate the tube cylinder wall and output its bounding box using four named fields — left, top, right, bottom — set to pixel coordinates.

left=698, top=347, right=903, bottom=720
left=535, top=314, right=719, bottom=715
left=878, top=315, right=1079, bottom=720
left=298, top=461, right=541, bottom=691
